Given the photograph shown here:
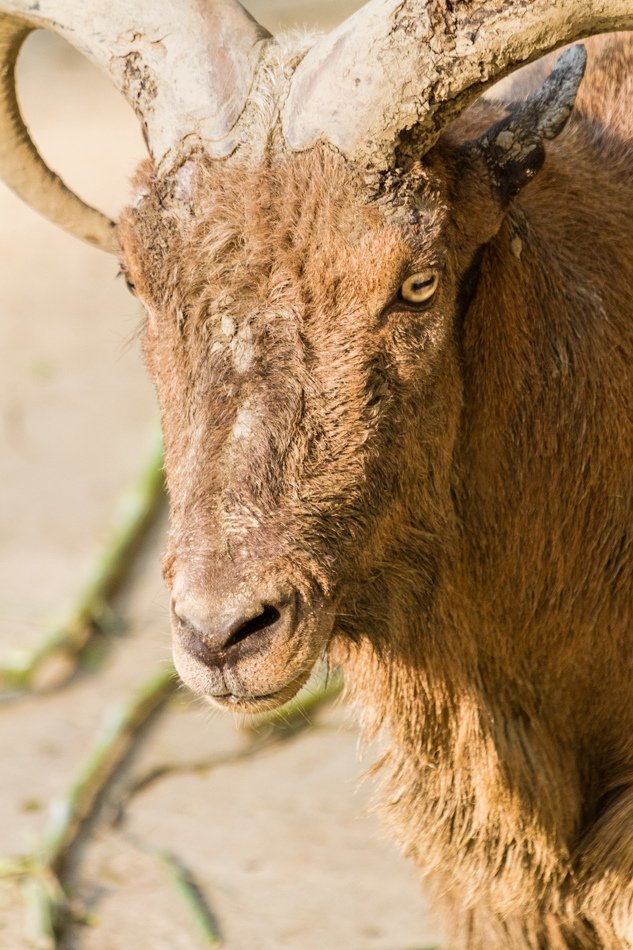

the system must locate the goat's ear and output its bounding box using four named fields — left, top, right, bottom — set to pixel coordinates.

left=472, top=45, right=586, bottom=205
